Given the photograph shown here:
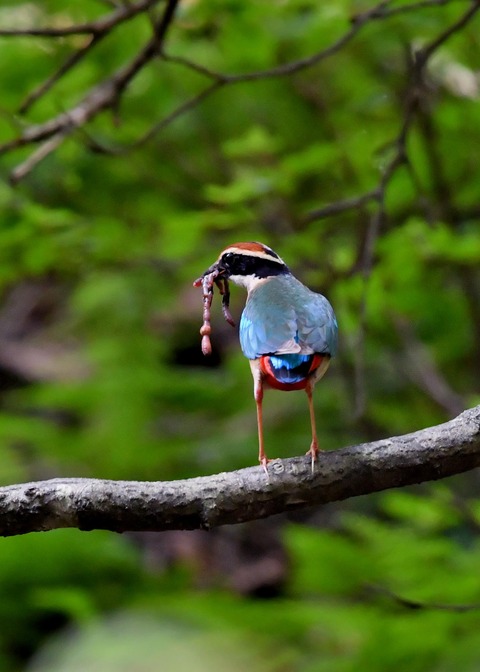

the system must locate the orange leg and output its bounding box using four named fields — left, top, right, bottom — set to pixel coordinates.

left=254, top=379, right=269, bottom=474
left=305, top=381, right=319, bottom=472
